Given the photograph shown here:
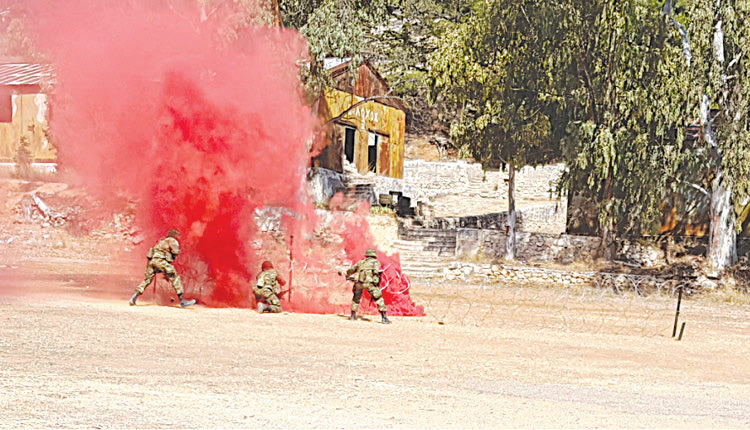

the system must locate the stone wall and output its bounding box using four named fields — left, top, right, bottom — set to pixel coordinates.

left=455, top=229, right=603, bottom=263
left=482, top=163, right=565, bottom=200
left=366, top=160, right=565, bottom=205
